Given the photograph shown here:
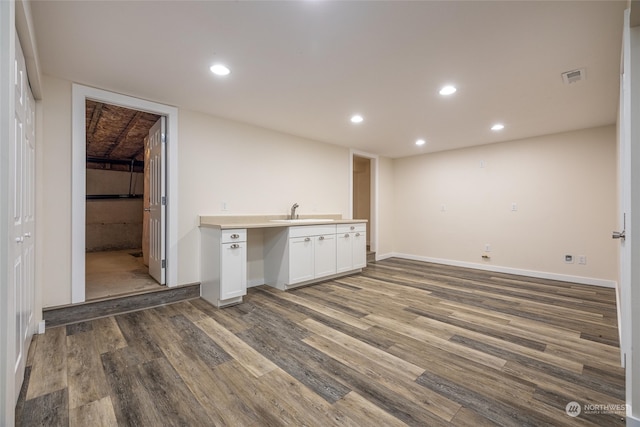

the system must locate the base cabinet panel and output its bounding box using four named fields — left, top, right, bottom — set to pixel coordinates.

left=201, top=227, right=247, bottom=307
left=289, top=237, right=314, bottom=284
left=265, top=223, right=365, bottom=290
